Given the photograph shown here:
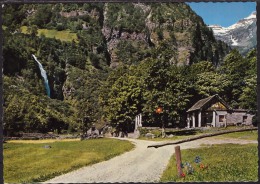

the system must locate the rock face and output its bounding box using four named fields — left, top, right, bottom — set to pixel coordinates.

left=208, top=11, right=256, bottom=55
left=60, top=9, right=99, bottom=19
left=101, top=3, right=228, bottom=67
